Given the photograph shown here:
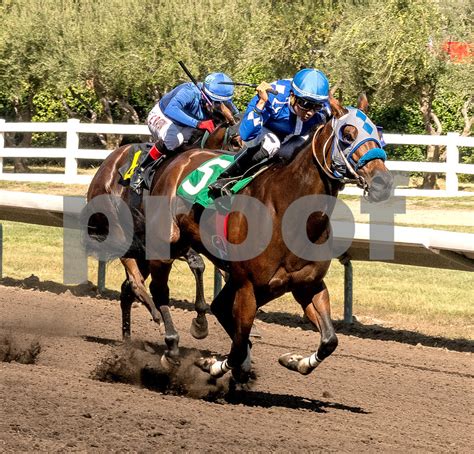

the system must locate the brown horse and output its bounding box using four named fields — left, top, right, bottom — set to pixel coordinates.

left=84, top=105, right=241, bottom=351
left=122, top=94, right=393, bottom=380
